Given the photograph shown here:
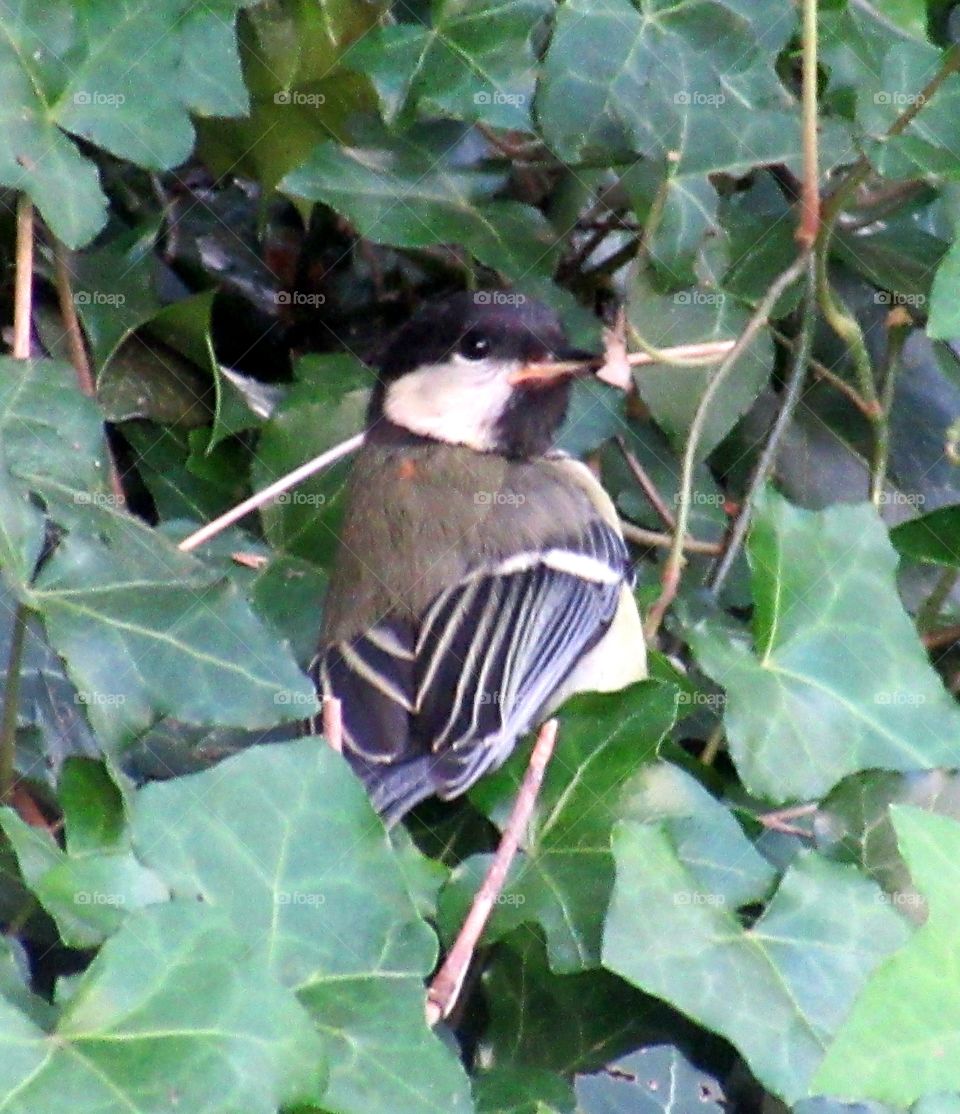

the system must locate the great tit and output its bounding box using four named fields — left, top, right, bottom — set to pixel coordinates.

left=311, top=292, right=646, bottom=824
